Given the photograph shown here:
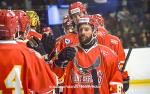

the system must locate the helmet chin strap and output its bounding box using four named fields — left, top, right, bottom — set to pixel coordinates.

left=84, top=34, right=95, bottom=46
